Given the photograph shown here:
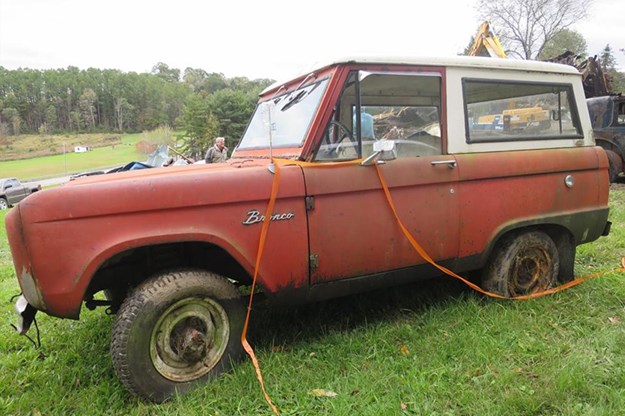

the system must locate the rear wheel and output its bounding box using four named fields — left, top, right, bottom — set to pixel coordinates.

left=110, top=269, right=244, bottom=402
left=482, top=231, right=559, bottom=297
left=605, top=149, right=623, bottom=183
